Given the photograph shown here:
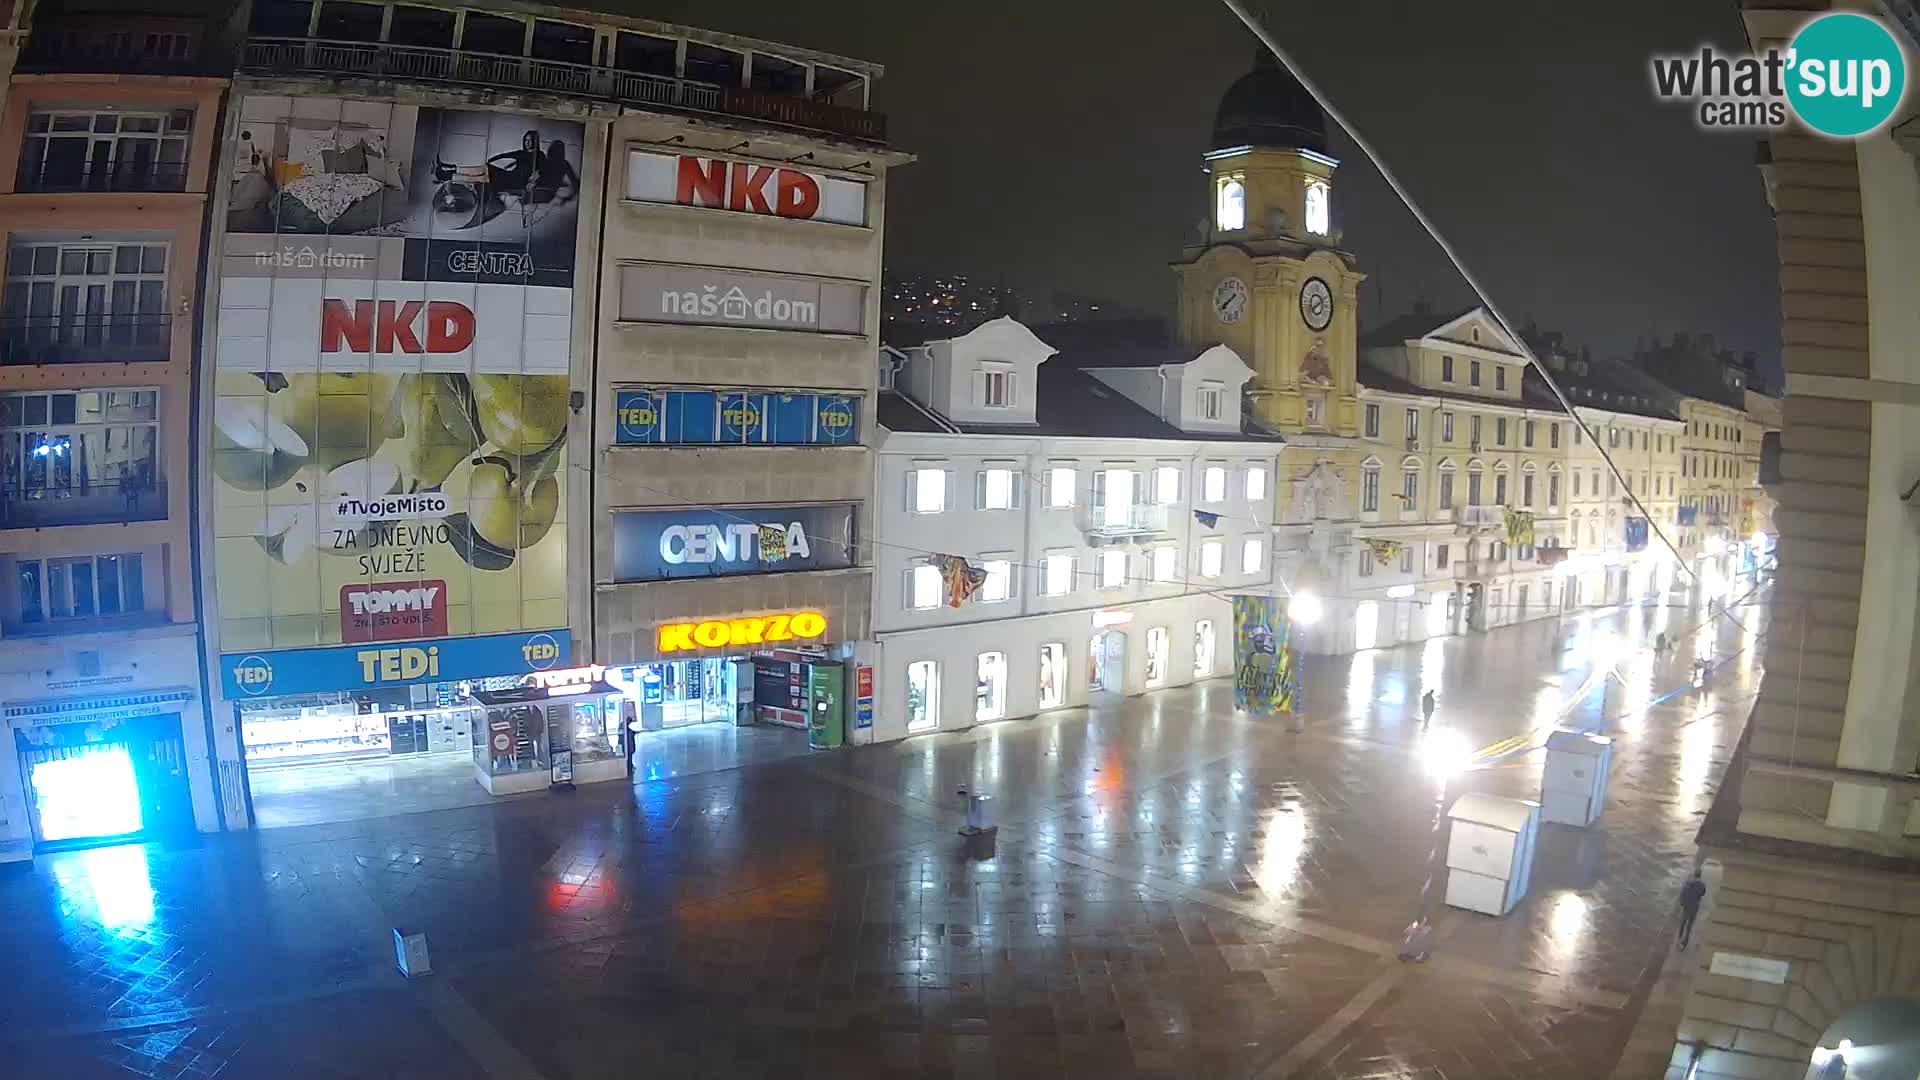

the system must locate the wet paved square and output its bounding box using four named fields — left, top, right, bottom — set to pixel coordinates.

left=0, top=595, right=1764, bottom=1078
